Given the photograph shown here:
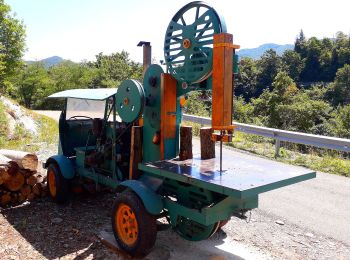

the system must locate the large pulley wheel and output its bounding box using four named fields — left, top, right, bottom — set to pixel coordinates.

left=175, top=216, right=220, bottom=241
left=111, top=190, right=157, bottom=256
left=116, top=79, right=144, bottom=123
left=164, top=1, right=226, bottom=85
